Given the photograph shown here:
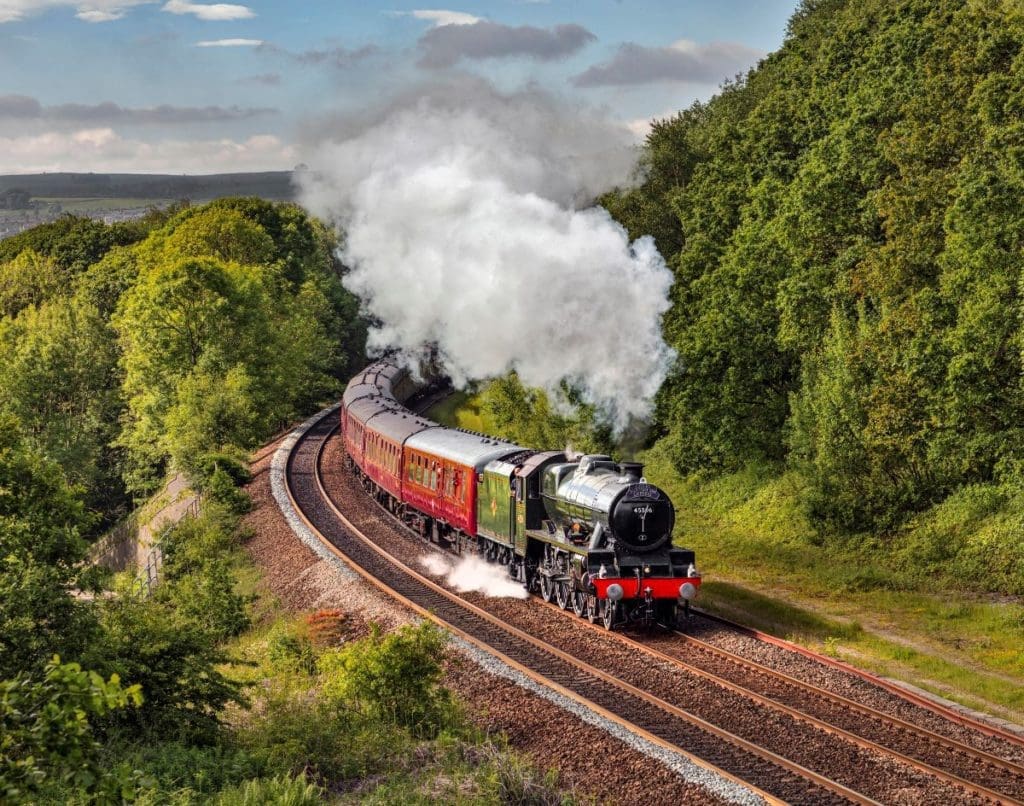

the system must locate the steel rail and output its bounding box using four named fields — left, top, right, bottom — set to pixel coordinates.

left=669, top=628, right=1024, bottom=780
left=532, top=597, right=1024, bottom=804
left=692, top=607, right=1024, bottom=748
left=284, top=414, right=875, bottom=806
